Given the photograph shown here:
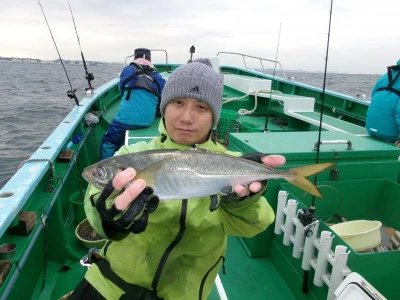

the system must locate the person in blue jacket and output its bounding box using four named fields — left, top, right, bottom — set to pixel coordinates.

left=100, top=48, right=166, bottom=159
left=366, top=59, right=400, bottom=147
